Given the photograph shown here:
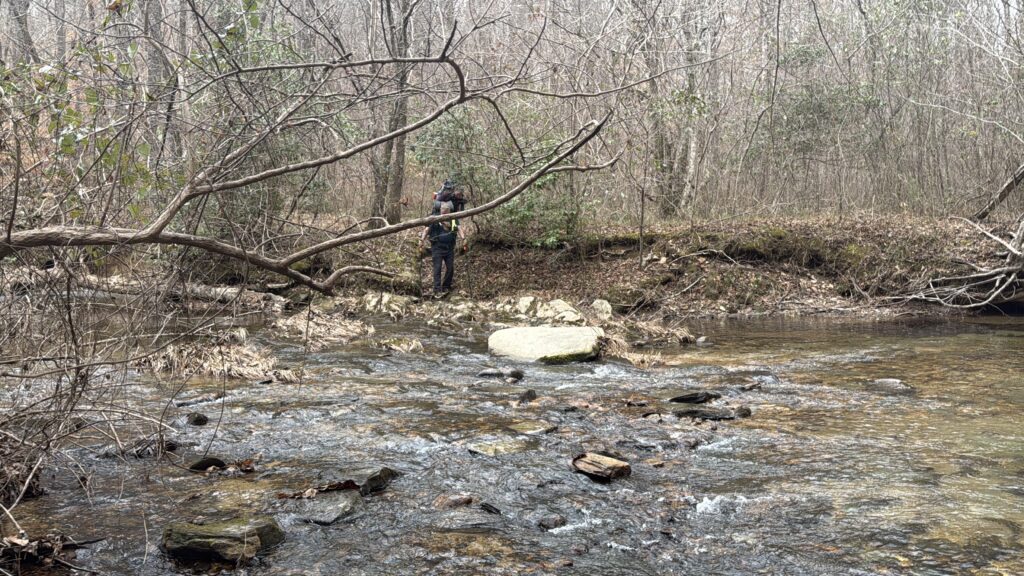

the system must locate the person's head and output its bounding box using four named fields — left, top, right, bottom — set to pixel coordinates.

left=442, top=179, right=455, bottom=191
left=440, top=201, right=453, bottom=215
